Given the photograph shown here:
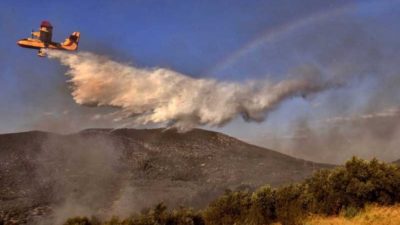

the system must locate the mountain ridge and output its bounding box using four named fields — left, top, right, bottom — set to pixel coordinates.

left=0, top=128, right=331, bottom=224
